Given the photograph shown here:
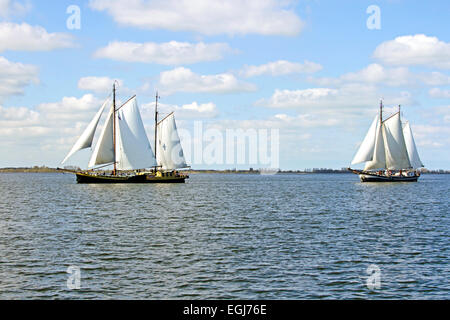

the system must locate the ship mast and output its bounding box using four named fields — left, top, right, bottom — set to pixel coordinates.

left=154, top=91, right=159, bottom=164
left=380, top=99, right=383, bottom=123
left=112, top=82, right=117, bottom=176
